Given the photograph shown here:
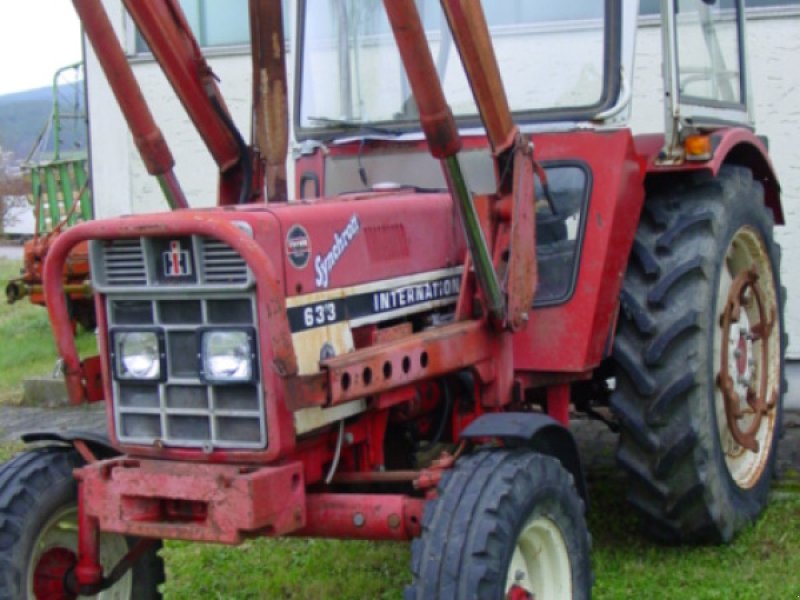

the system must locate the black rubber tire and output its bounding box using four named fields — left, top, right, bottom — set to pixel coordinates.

left=0, top=446, right=164, bottom=599
left=611, top=165, right=785, bottom=544
left=405, top=449, right=591, bottom=599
